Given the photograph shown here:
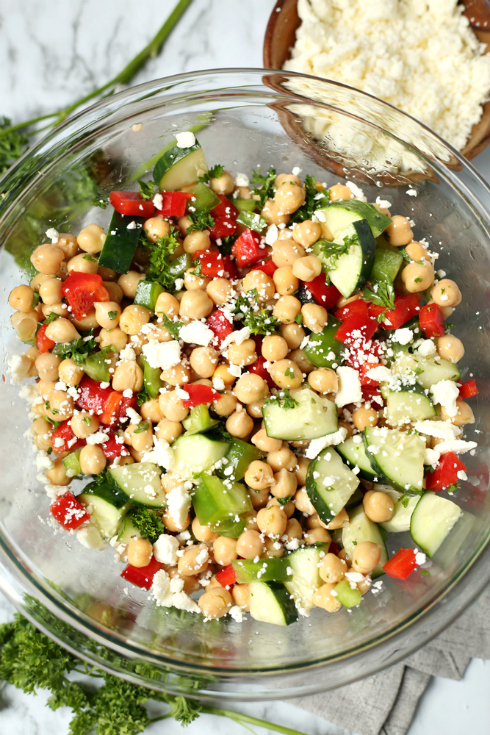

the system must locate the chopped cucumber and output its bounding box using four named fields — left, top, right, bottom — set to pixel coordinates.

left=232, top=557, right=291, bottom=584
left=284, top=544, right=330, bottom=612
left=342, top=505, right=388, bottom=578
left=316, top=218, right=376, bottom=298
left=249, top=582, right=298, bottom=627
left=188, top=182, right=220, bottom=213
left=377, top=486, right=419, bottom=533
left=98, top=210, right=143, bottom=274
left=215, top=438, right=263, bottom=482
left=233, top=198, right=256, bottom=213
left=63, top=449, right=82, bottom=478
left=171, top=434, right=229, bottom=479
left=304, top=315, right=343, bottom=368
left=337, top=436, right=378, bottom=481
left=83, top=347, right=114, bottom=383
left=80, top=477, right=130, bottom=539
left=318, top=200, right=392, bottom=239
left=109, top=462, right=166, bottom=509
left=237, top=211, right=267, bottom=232
left=153, top=141, right=208, bottom=190
left=410, top=492, right=463, bottom=557
left=116, top=510, right=142, bottom=544
left=134, top=280, right=164, bottom=311
left=390, top=350, right=460, bottom=390
left=305, top=447, right=360, bottom=524
left=333, top=579, right=362, bottom=608
left=192, top=474, right=252, bottom=537
left=363, top=427, right=425, bottom=494
left=182, top=405, right=219, bottom=435
left=262, top=387, right=338, bottom=441
left=381, top=384, right=436, bottom=425
left=371, top=240, right=403, bottom=283
left=166, top=252, right=193, bottom=282
left=139, top=354, right=162, bottom=399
